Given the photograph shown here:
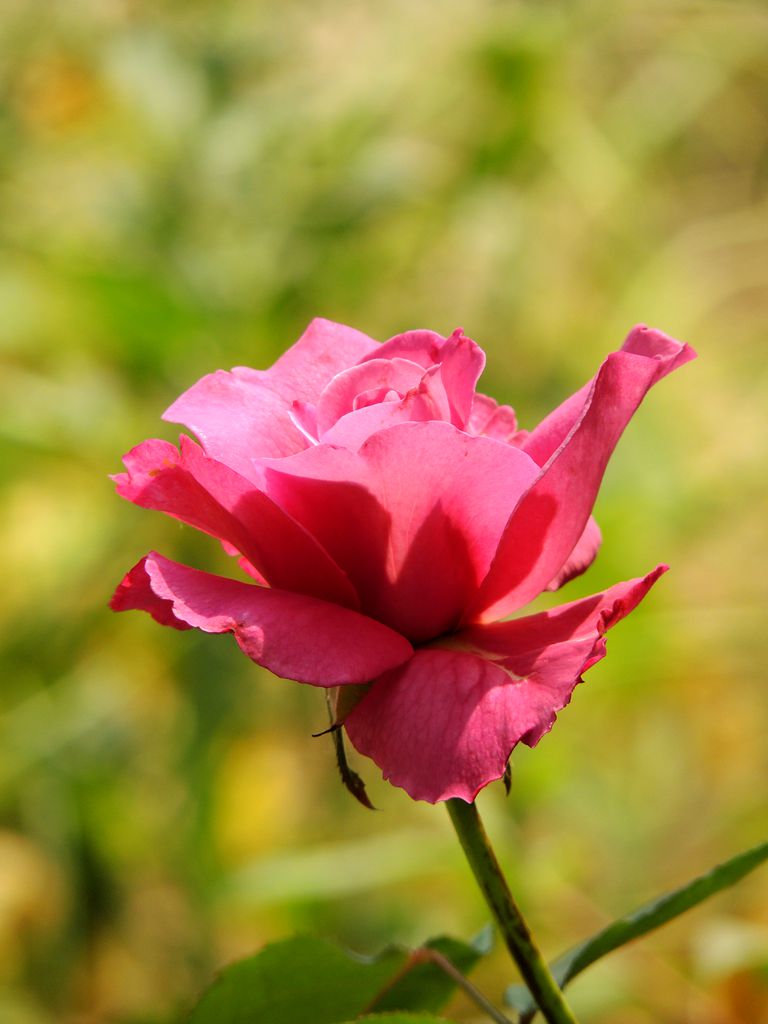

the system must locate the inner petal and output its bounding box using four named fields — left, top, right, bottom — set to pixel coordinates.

left=315, top=357, right=425, bottom=434
left=353, top=386, right=403, bottom=411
